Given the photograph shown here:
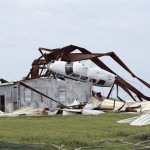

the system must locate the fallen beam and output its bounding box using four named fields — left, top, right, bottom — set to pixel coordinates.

left=19, top=81, right=69, bottom=108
